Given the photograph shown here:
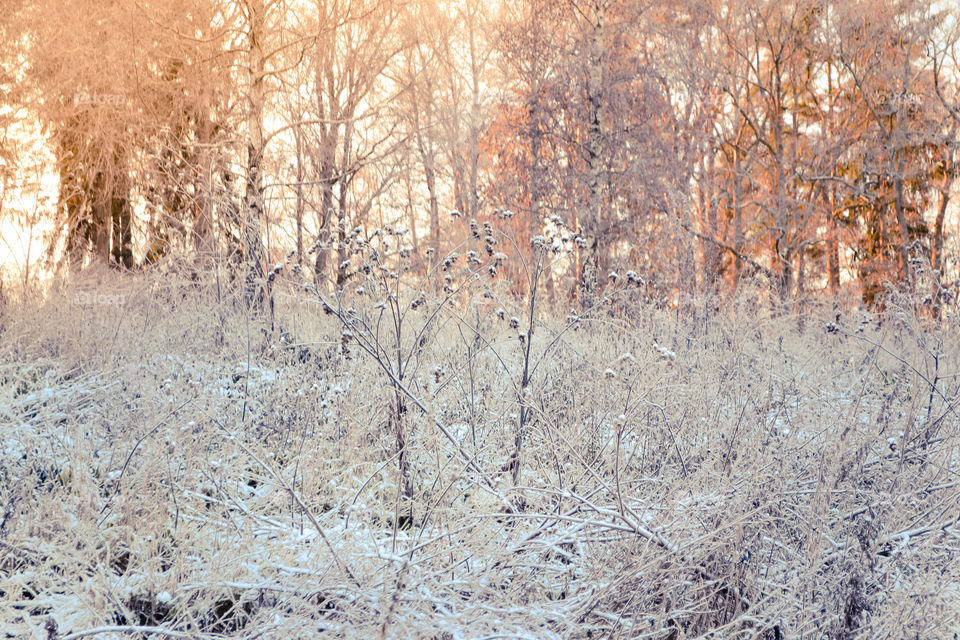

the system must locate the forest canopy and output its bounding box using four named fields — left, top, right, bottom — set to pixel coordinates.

left=1, top=0, right=959, bottom=312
